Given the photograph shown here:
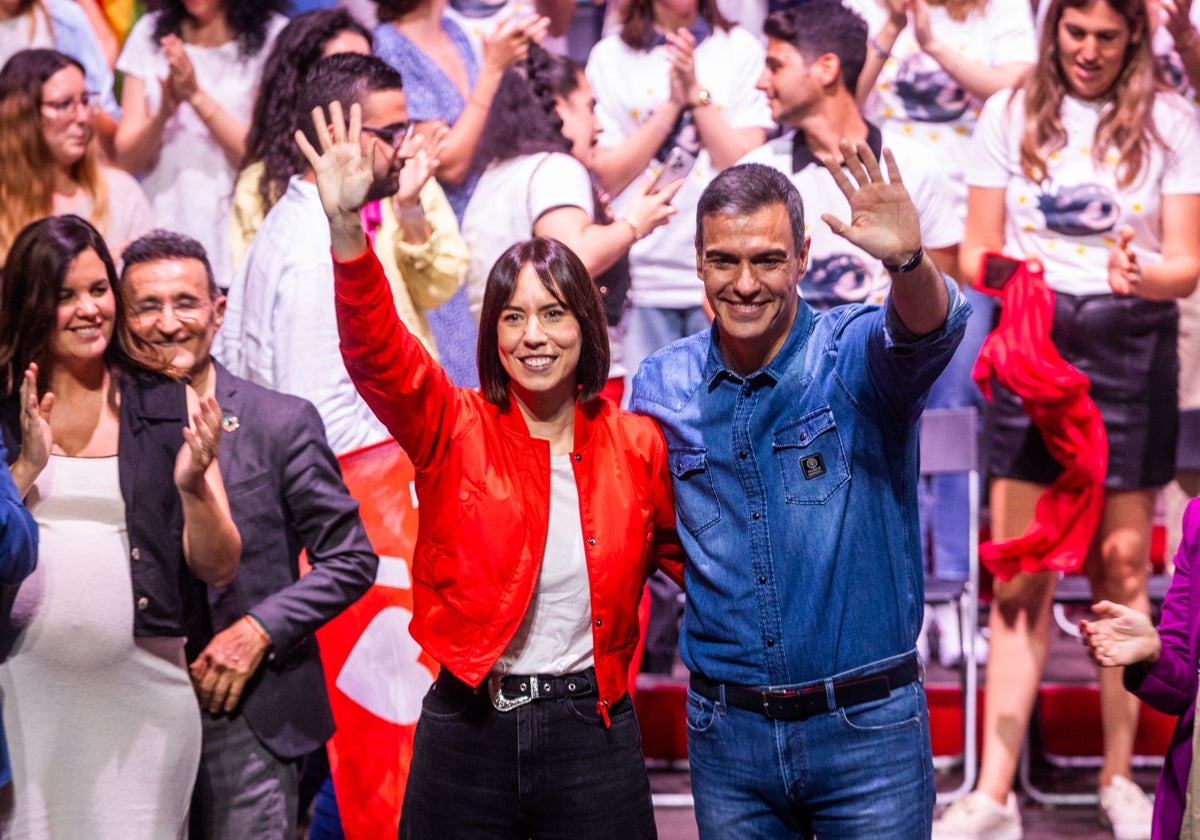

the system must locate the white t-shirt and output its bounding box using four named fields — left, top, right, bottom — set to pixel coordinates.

left=587, top=24, right=772, bottom=309
left=967, top=89, right=1200, bottom=296
left=217, top=176, right=390, bottom=456
left=848, top=0, right=1036, bottom=224
left=51, top=168, right=154, bottom=258
left=461, top=151, right=594, bottom=318
left=739, top=128, right=961, bottom=309
left=115, top=12, right=287, bottom=289
left=495, top=454, right=594, bottom=675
